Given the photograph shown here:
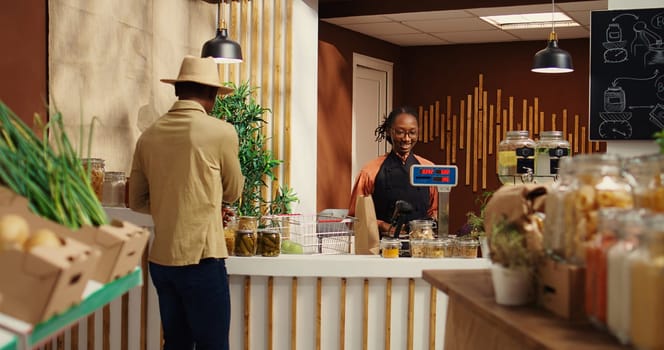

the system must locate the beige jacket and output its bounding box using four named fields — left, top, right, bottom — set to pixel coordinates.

left=129, top=100, right=244, bottom=266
